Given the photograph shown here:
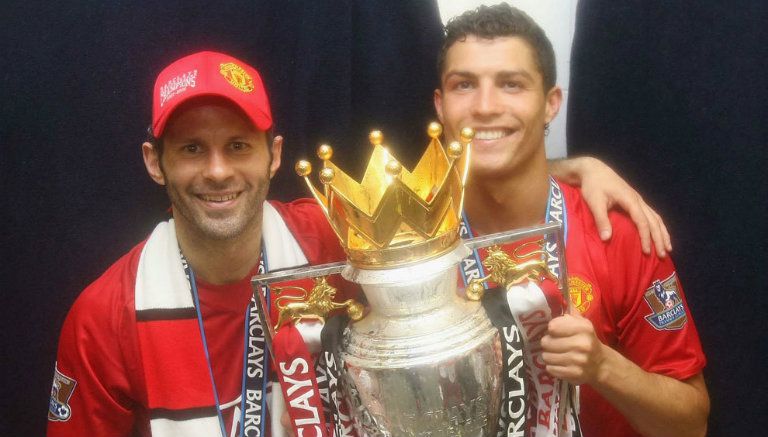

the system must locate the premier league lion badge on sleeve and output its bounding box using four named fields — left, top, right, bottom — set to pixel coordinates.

left=48, top=364, right=77, bottom=422
left=644, top=272, right=688, bottom=330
